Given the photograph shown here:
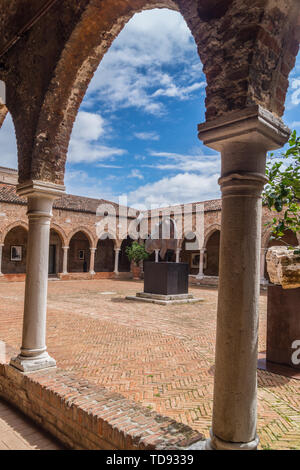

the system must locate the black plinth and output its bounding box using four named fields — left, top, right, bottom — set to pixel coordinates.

left=144, top=262, right=189, bottom=295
